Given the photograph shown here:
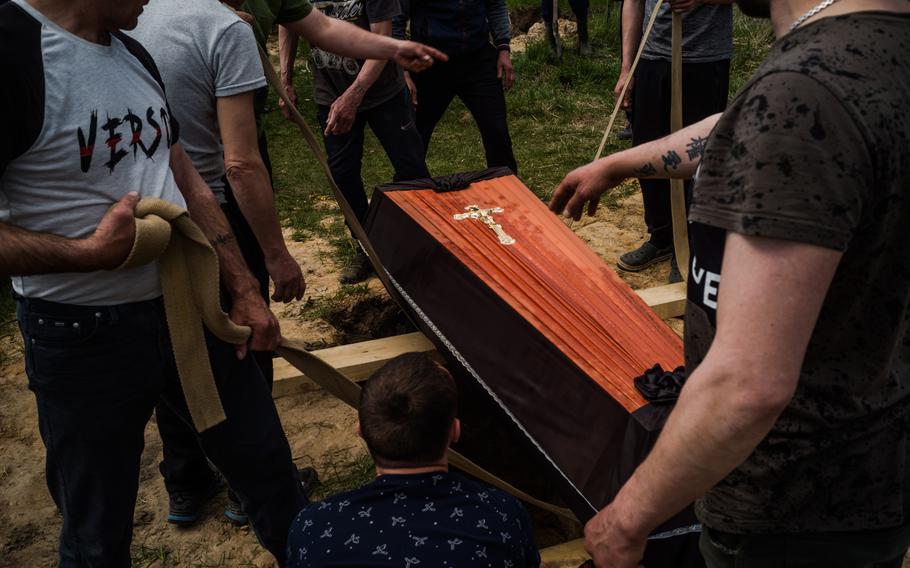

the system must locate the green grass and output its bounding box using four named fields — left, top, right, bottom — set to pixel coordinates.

left=309, top=452, right=376, bottom=501
left=265, top=5, right=772, bottom=258
left=131, top=544, right=173, bottom=568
